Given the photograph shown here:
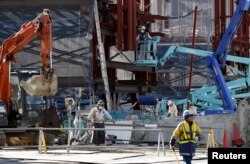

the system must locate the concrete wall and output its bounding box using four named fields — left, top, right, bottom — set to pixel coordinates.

left=132, top=100, right=250, bottom=147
